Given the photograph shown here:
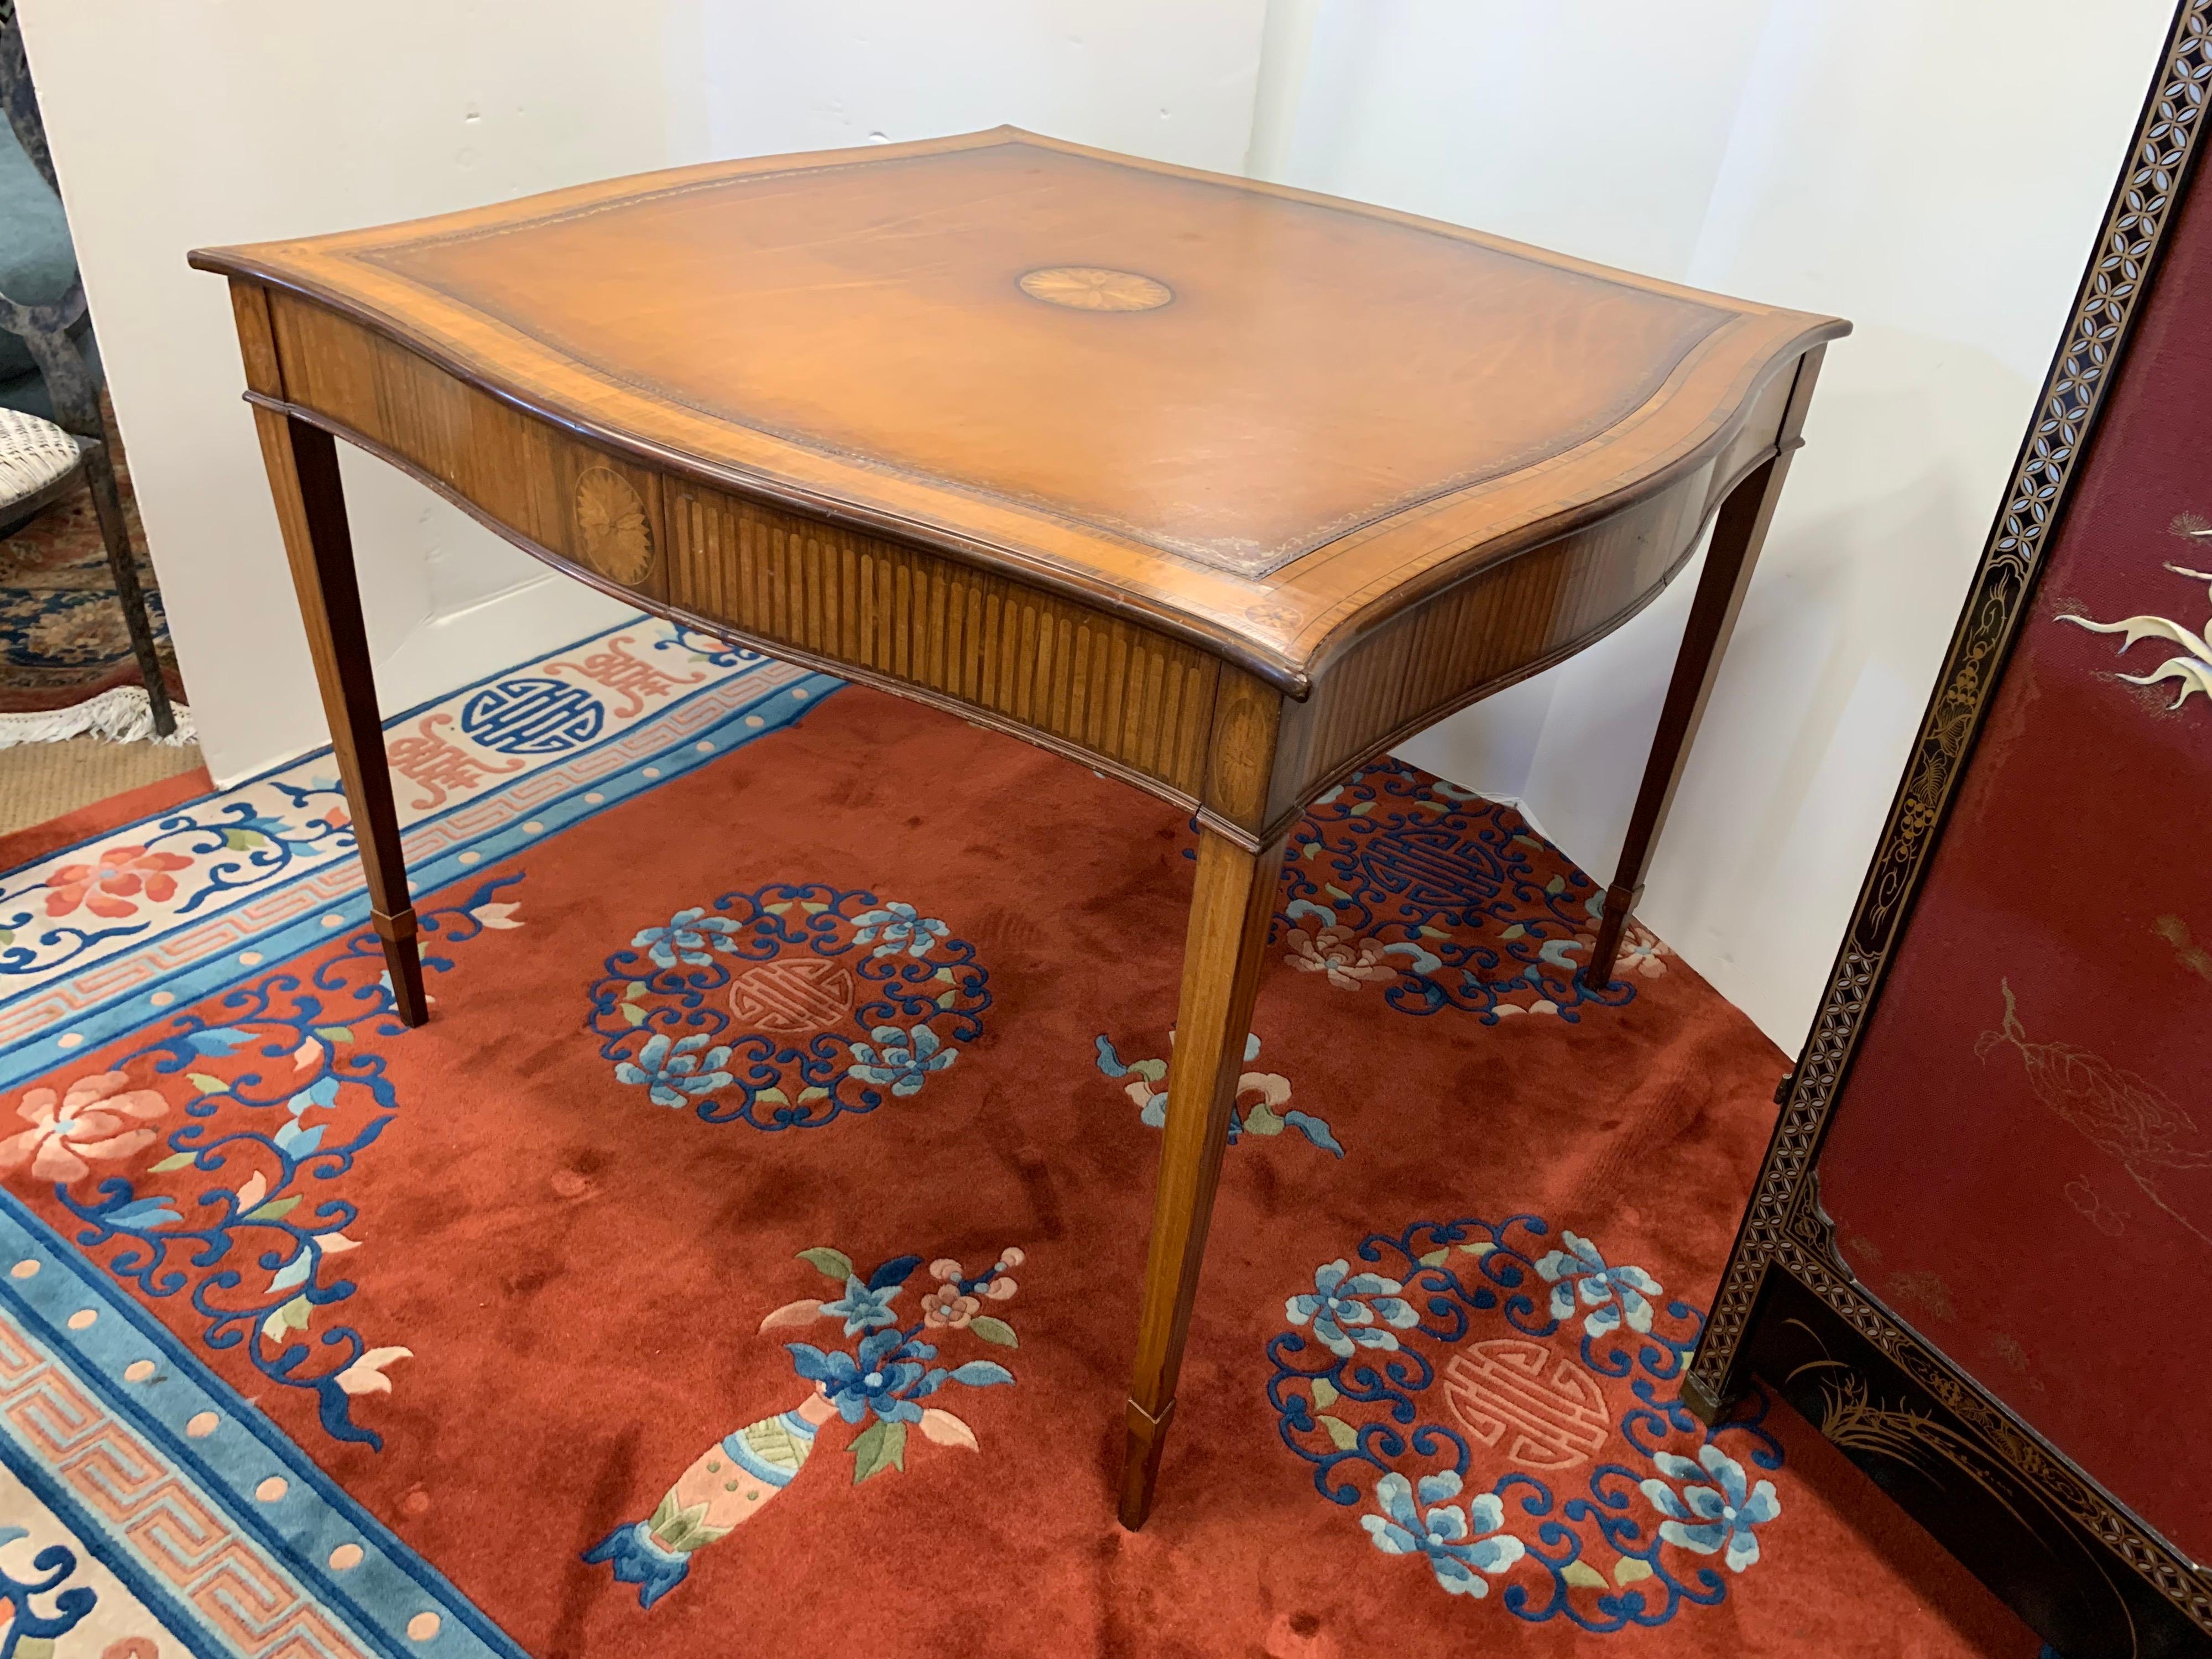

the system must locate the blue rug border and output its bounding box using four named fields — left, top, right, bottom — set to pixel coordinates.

left=0, top=1192, right=528, bottom=1659
left=3, top=609, right=675, bottom=874
left=0, top=1425, right=229, bottom=1659
left=0, top=665, right=843, bottom=1089
left=0, top=623, right=849, bottom=1655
